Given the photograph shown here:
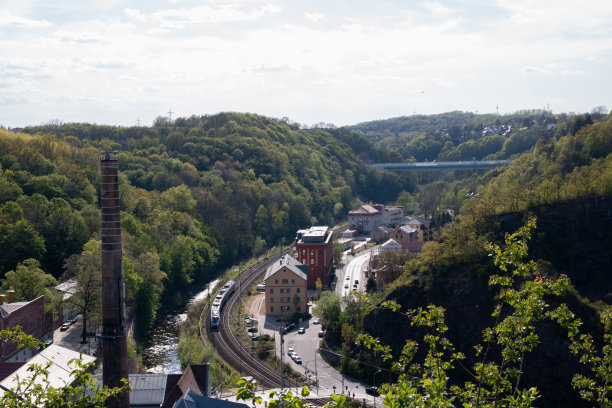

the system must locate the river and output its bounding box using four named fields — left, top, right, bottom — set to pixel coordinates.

left=142, top=279, right=219, bottom=373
